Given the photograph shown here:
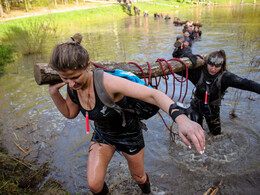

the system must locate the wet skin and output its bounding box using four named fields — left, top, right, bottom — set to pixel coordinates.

left=207, top=64, right=222, bottom=76
left=58, top=69, right=90, bottom=90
